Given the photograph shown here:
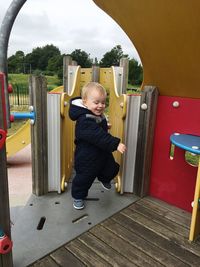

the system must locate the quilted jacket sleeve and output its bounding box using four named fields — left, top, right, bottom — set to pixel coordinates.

left=76, top=116, right=120, bottom=152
